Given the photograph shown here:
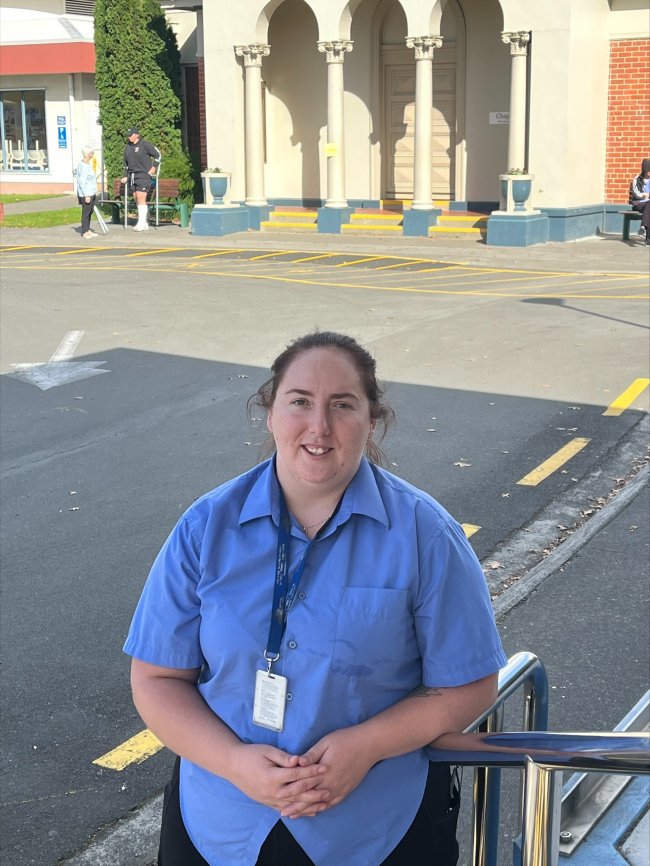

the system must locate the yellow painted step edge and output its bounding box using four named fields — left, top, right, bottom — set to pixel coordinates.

left=342, top=224, right=403, bottom=231
left=261, top=221, right=318, bottom=229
